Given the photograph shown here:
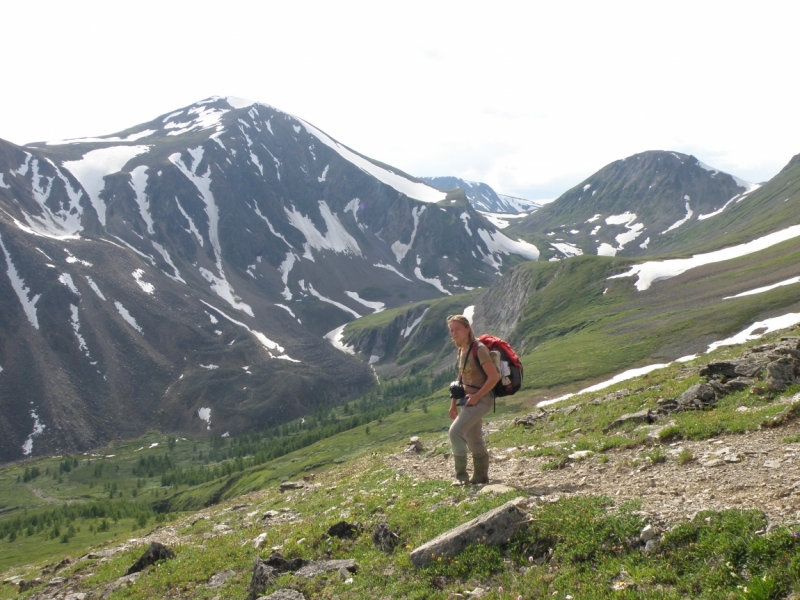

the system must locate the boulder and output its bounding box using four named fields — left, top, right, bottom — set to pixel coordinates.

left=263, top=552, right=307, bottom=573
left=603, top=409, right=653, bottom=433
left=125, top=542, right=175, bottom=575
left=700, top=359, right=764, bottom=379
left=246, top=558, right=277, bottom=600
left=372, top=522, right=401, bottom=553
left=279, top=481, right=306, bottom=492
left=765, top=358, right=797, bottom=391
left=327, top=521, right=360, bottom=539
left=410, top=498, right=529, bottom=568
left=676, top=384, right=717, bottom=411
